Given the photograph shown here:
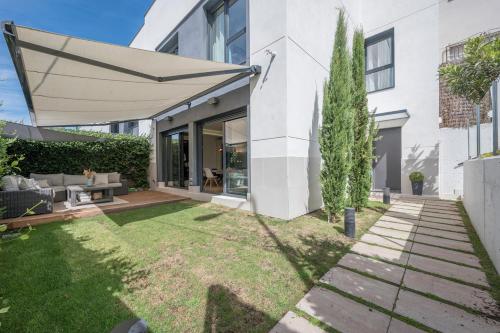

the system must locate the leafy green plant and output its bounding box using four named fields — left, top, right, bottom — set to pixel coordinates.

left=0, top=121, right=24, bottom=178
left=439, top=35, right=500, bottom=104
left=409, top=171, right=424, bottom=183
left=7, top=136, right=151, bottom=188
left=320, top=9, right=354, bottom=222
left=349, top=29, right=375, bottom=212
